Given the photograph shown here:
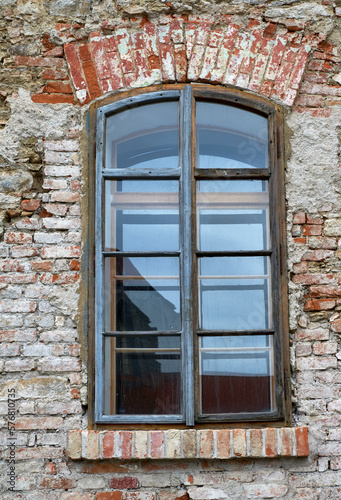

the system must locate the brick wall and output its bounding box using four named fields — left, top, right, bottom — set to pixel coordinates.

left=1, top=1, right=341, bottom=499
